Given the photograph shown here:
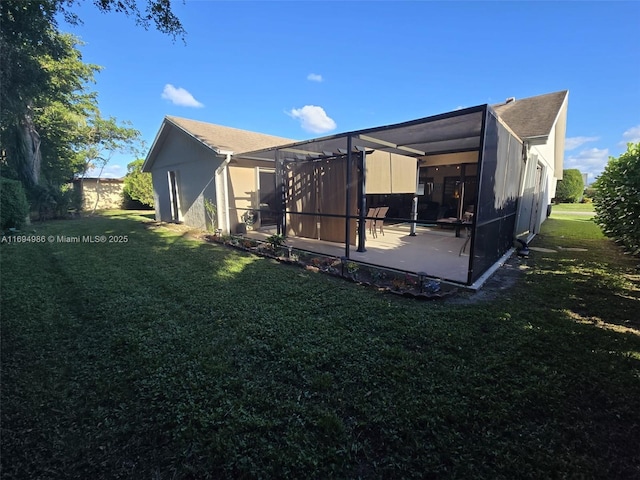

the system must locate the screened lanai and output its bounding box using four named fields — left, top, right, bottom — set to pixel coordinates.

left=233, top=104, right=525, bottom=287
